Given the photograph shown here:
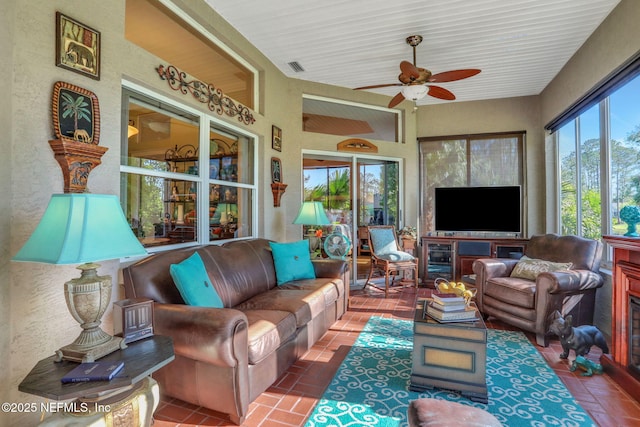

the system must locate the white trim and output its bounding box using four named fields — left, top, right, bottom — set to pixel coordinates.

left=121, top=80, right=260, bottom=246
left=301, top=148, right=405, bottom=283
